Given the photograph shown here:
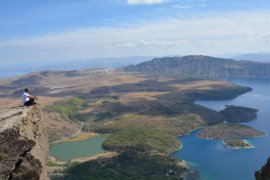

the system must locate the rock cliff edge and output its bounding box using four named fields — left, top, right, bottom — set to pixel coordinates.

left=256, top=157, right=270, bottom=180
left=0, top=105, right=48, bottom=180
